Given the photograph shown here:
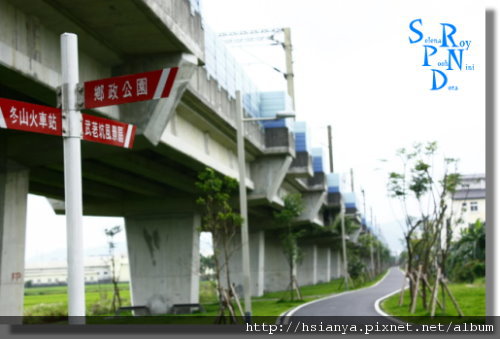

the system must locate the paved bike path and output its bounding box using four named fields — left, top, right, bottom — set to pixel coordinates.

left=286, top=266, right=406, bottom=317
